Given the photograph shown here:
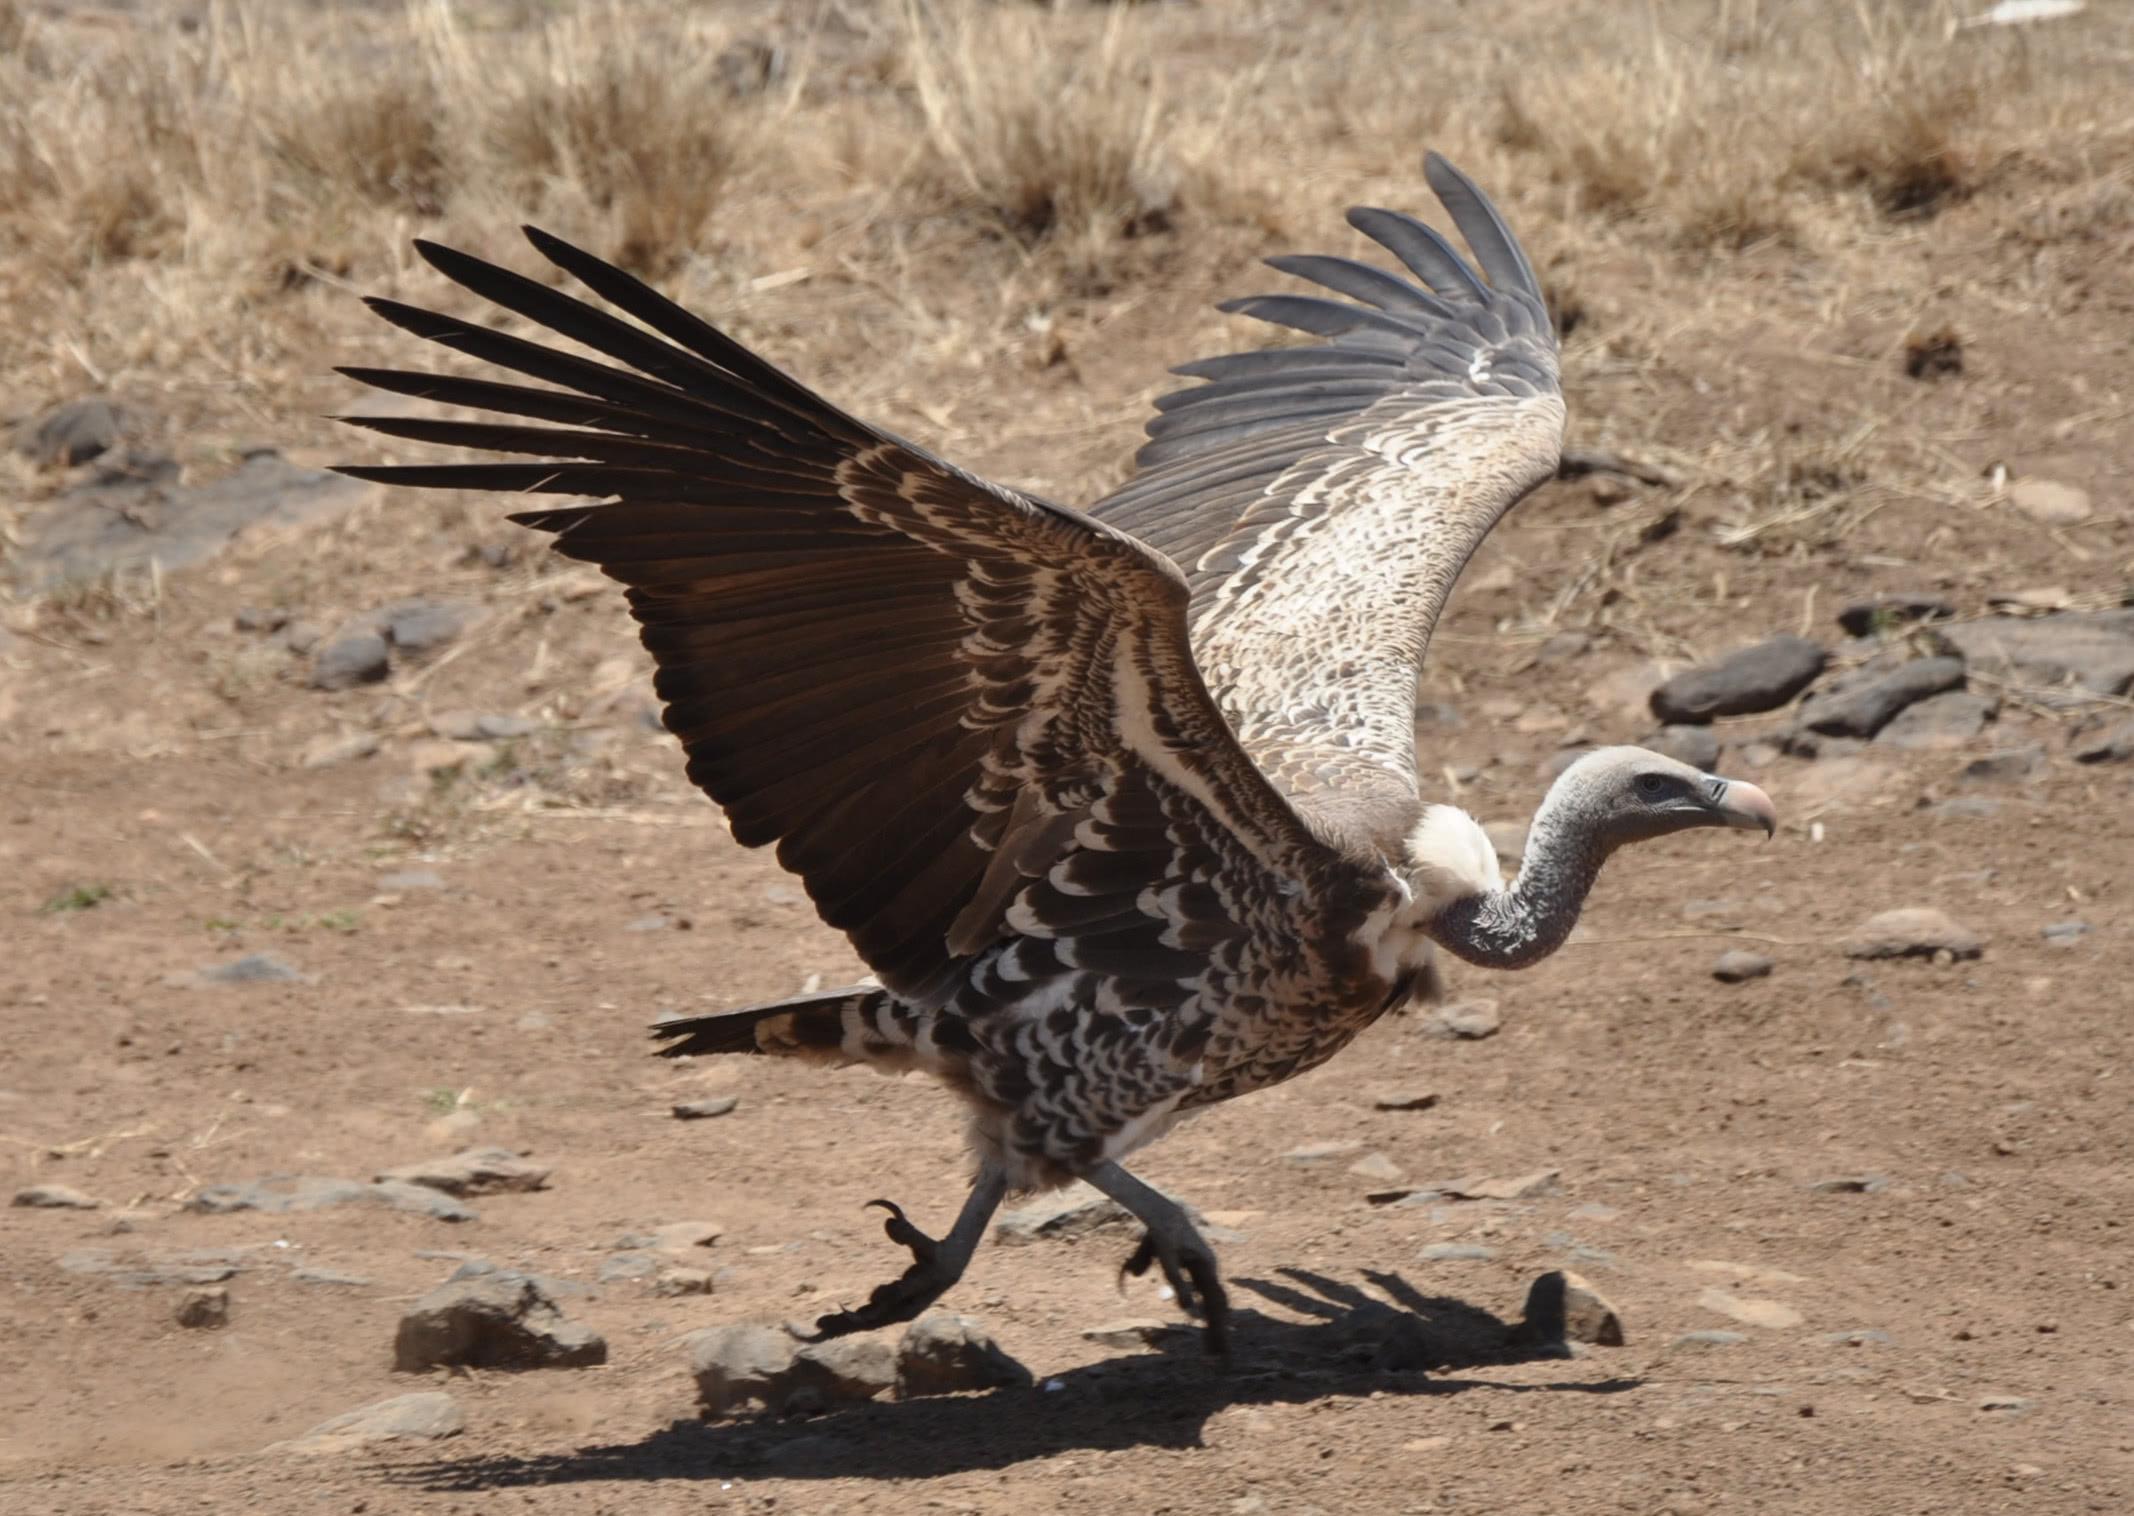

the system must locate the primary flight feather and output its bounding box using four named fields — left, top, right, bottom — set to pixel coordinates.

left=338, top=153, right=1774, bottom=1351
